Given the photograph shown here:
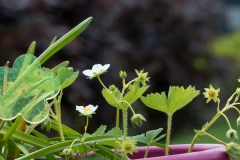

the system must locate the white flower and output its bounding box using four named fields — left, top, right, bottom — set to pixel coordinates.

left=76, top=104, right=98, bottom=116
left=82, top=64, right=110, bottom=79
